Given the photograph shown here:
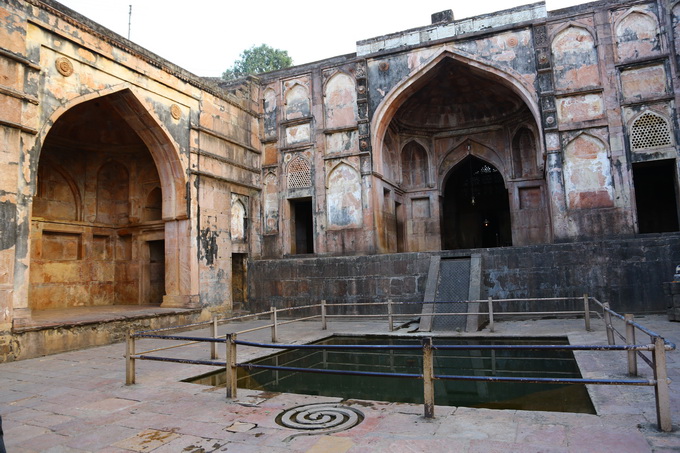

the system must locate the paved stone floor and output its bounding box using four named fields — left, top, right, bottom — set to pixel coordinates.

left=1, top=315, right=679, bottom=452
